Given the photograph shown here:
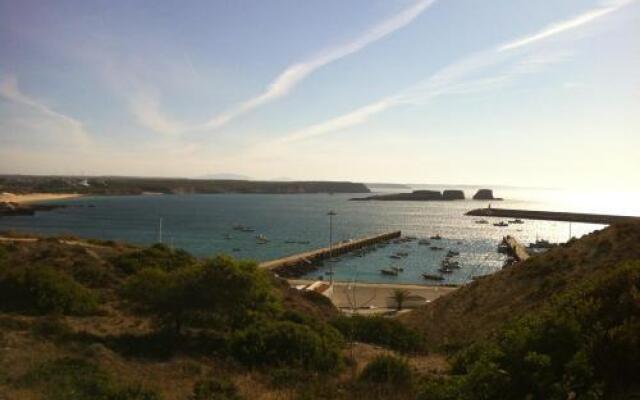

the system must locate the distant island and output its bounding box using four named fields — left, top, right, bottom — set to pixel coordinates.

left=364, top=182, right=412, bottom=190
left=0, top=175, right=370, bottom=196
left=351, top=188, right=502, bottom=201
